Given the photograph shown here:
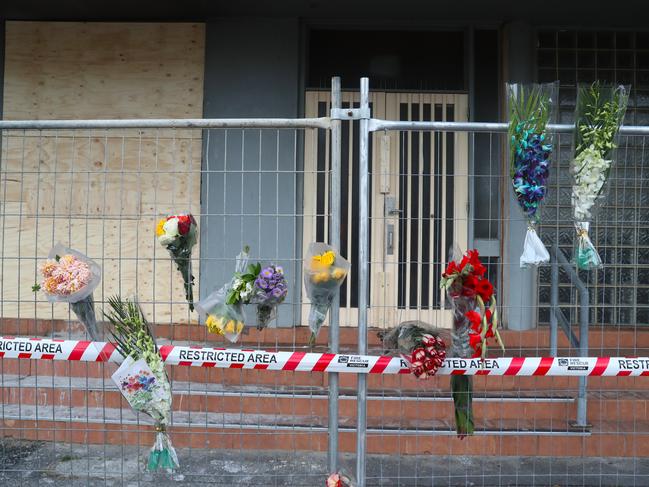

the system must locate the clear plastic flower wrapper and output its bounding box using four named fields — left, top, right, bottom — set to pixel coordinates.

left=508, top=82, right=559, bottom=267
left=571, top=82, right=629, bottom=270
left=105, top=296, right=179, bottom=472
left=251, top=264, right=288, bottom=330
left=379, top=321, right=448, bottom=380
left=440, top=248, right=504, bottom=438
left=156, top=213, right=198, bottom=310
left=326, top=471, right=355, bottom=487
left=195, top=248, right=251, bottom=343
left=35, top=243, right=103, bottom=341
left=303, top=242, right=350, bottom=346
